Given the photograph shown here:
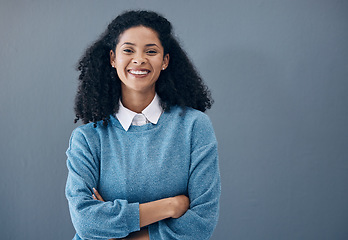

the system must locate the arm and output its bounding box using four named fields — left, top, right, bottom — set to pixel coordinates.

left=65, top=129, right=140, bottom=239
left=93, top=189, right=190, bottom=240
left=148, top=114, right=221, bottom=240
